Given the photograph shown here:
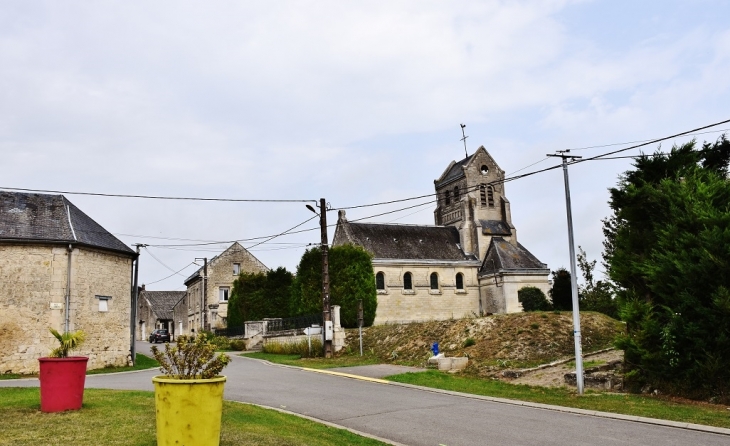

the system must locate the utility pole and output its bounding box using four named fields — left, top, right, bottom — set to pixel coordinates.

left=130, top=244, right=146, bottom=366
left=195, top=257, right=208, bottom=332
left=320, top=198, right=333, bottom=358
left=460, top=123, right=469, bottom=158
left=547, top=150, right=584, bottom=394
left=306, top=199, right=333, bottom=358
